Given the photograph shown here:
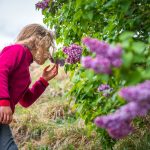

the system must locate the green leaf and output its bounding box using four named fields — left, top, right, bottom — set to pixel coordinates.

left=127, top=70, right=142, bottom=85
left=123, top=52, right=133, bottom=68
left=132, top=42, right=146, bottom=54
left=119, top=32, right=134, bottom=41
left=87, top=11, right=93, bottom=20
